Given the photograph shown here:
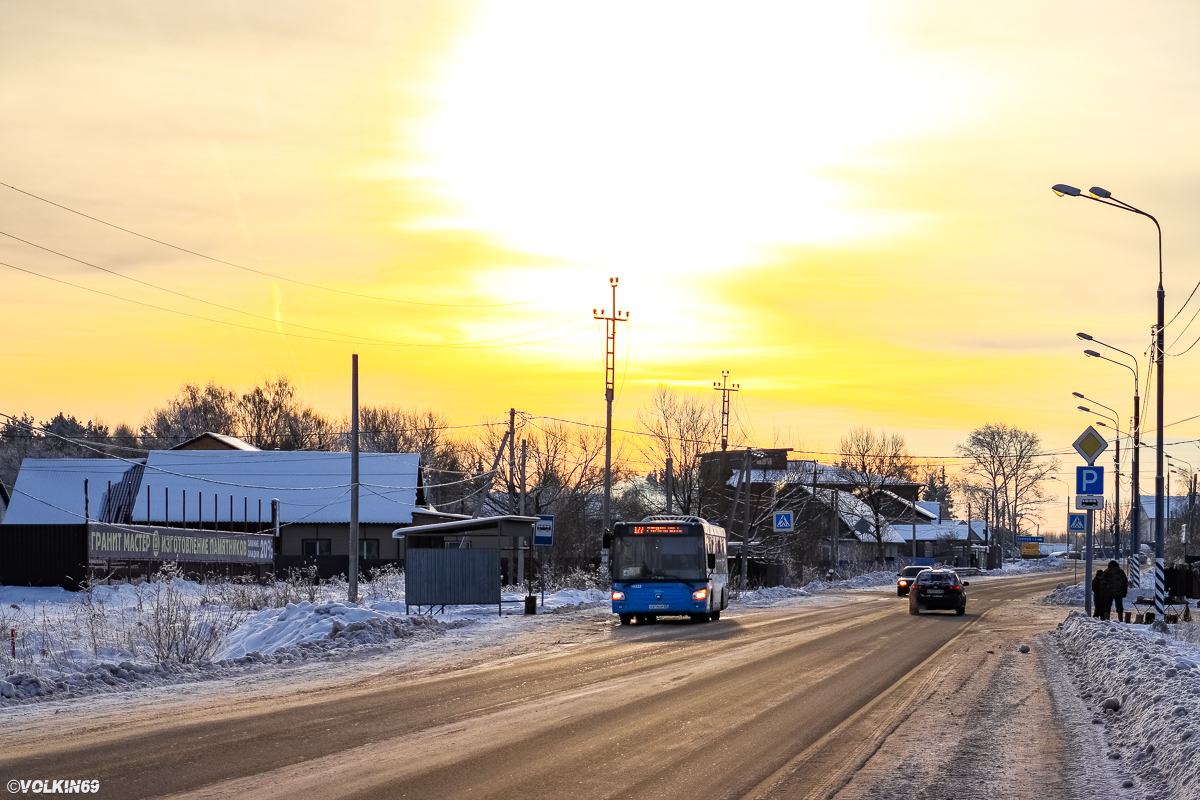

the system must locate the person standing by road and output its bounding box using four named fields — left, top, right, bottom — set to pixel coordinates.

left=1092, top=569, right=1108, bottom=619
left=1101, top=559, right=1128, bottom=622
